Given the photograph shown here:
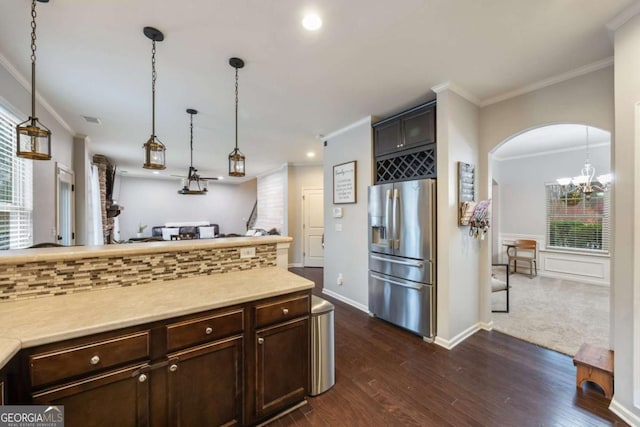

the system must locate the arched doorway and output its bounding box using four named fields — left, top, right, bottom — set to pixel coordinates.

left=488, top=123, right=612, bottom=356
